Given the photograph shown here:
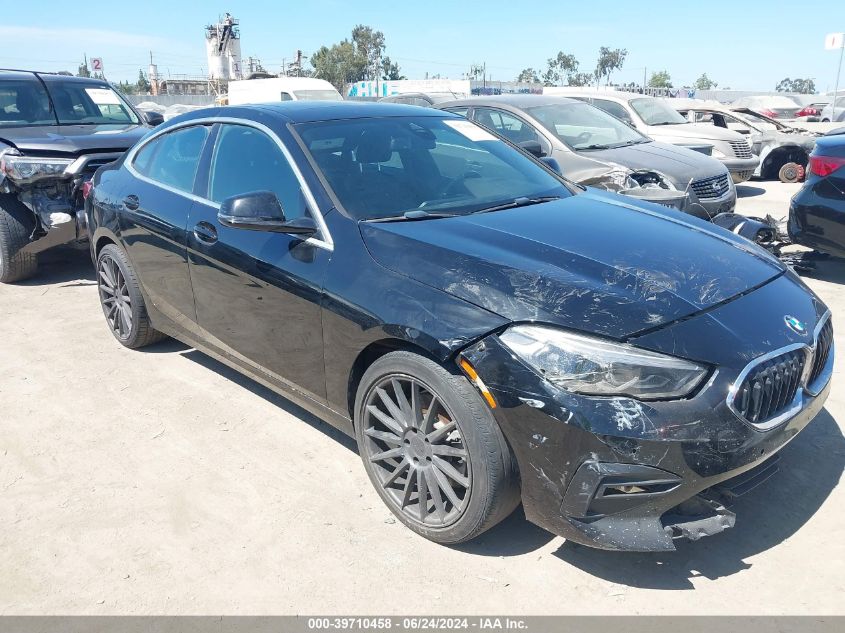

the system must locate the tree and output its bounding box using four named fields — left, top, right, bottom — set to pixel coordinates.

left=351, top=24, right=385, bottom=81
left=311, top=40, right=367, bottom=91
left=543, top=52, right=579, bottom=86
left=76, top=62, right=90, bottom=78
left=776, top=77, right=816, bottom=94
left=516, top=68, right=540, bottom=84
left=136, top=69, right=151, bottom=94
left=693, top=73, right=717, bottom=90
left=568, top=72, right=593, bottom=87
left=381, top=56, right=405, bottom=81
left=648, top=70, right=673, bottom=89
left=594, top=47, right=627, bottom=86
left=116, top=80, right=135, bottom=95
